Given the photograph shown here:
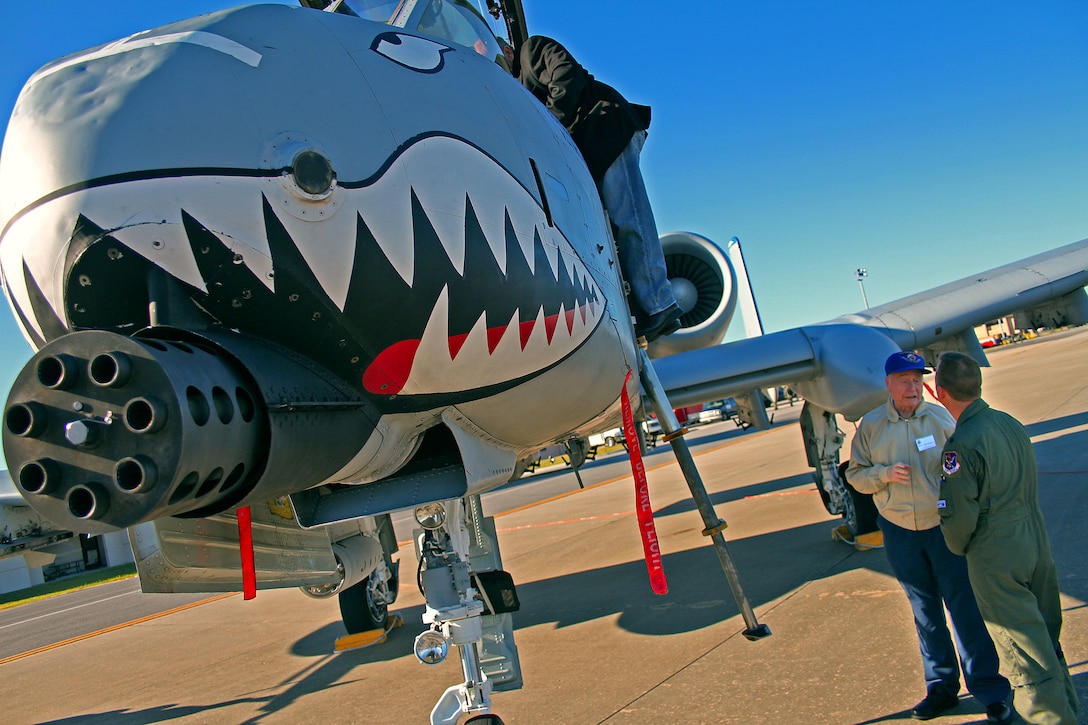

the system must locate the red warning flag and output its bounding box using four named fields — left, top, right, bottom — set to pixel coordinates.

left=237, top=506, right=257, bottom=600
left=621, top=370, right=668, bottom=595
